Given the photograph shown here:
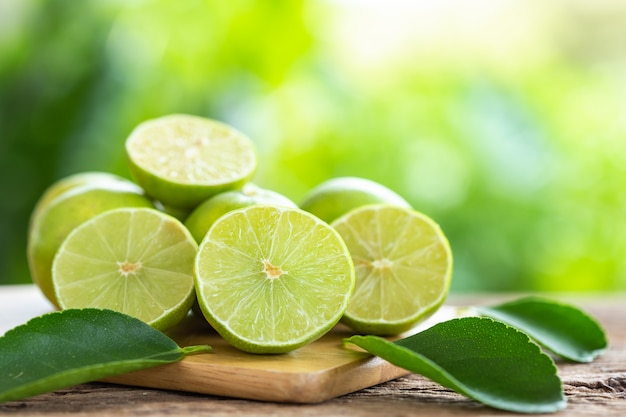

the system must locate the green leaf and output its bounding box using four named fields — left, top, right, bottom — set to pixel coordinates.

left=0, top=309, right=211, bottom=403
left=474, top=296, right=607, bottom=362
left=345, top=317, right=566, bottom=414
